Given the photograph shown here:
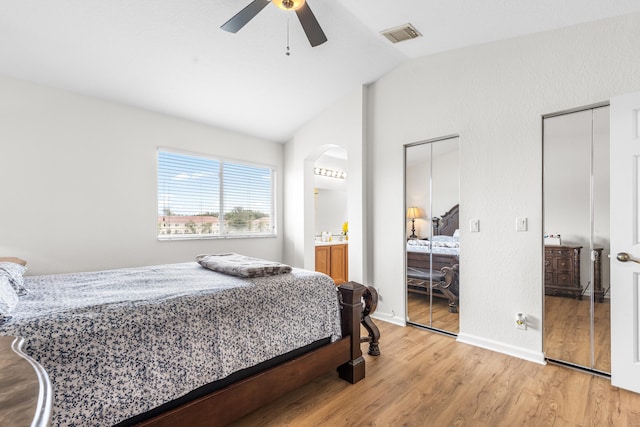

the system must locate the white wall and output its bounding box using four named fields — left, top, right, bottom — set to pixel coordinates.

left=0, top=76, right=284, bottom=275
left=284, top=87, right=366, bottom=283
left=367, top=13, right=640, bottom=362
